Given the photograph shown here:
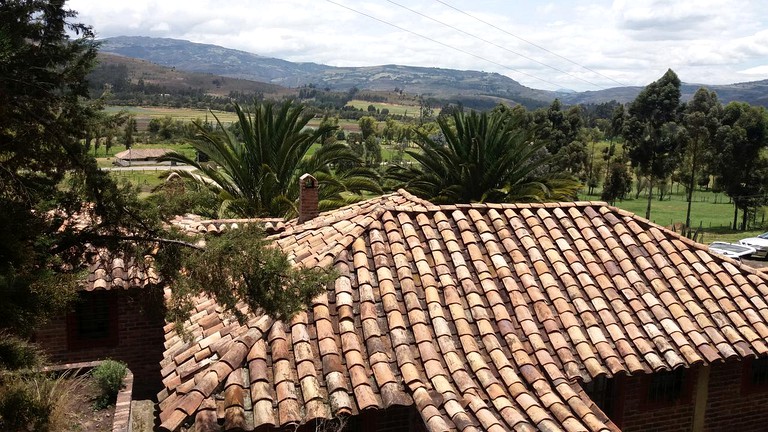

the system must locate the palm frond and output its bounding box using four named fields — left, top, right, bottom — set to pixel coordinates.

left=386, top=108, right=580, bottom=204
